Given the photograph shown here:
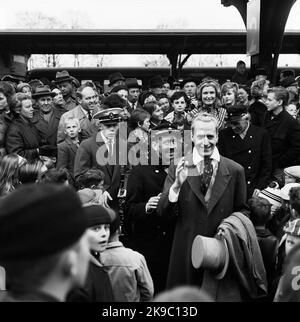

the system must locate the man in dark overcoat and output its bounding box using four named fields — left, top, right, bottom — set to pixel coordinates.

left=263, top=86, right=300, bottom=184
left=124, top=124, right=180, bottom=293
left=218, top=104, right=272, bottom=199
left=32, top=86, right=61, bottom=147
left=157, top=112, right=248, bottom=289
